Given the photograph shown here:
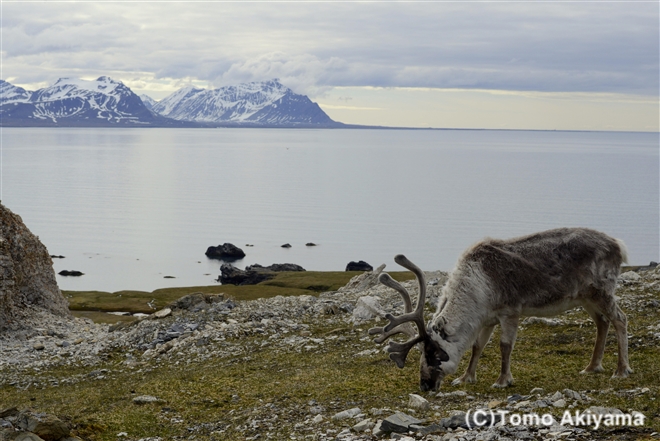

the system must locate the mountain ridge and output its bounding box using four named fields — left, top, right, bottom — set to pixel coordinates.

left=0, top=77, right=341, bottom=128
left=152, top=79, right=336, bottom=126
